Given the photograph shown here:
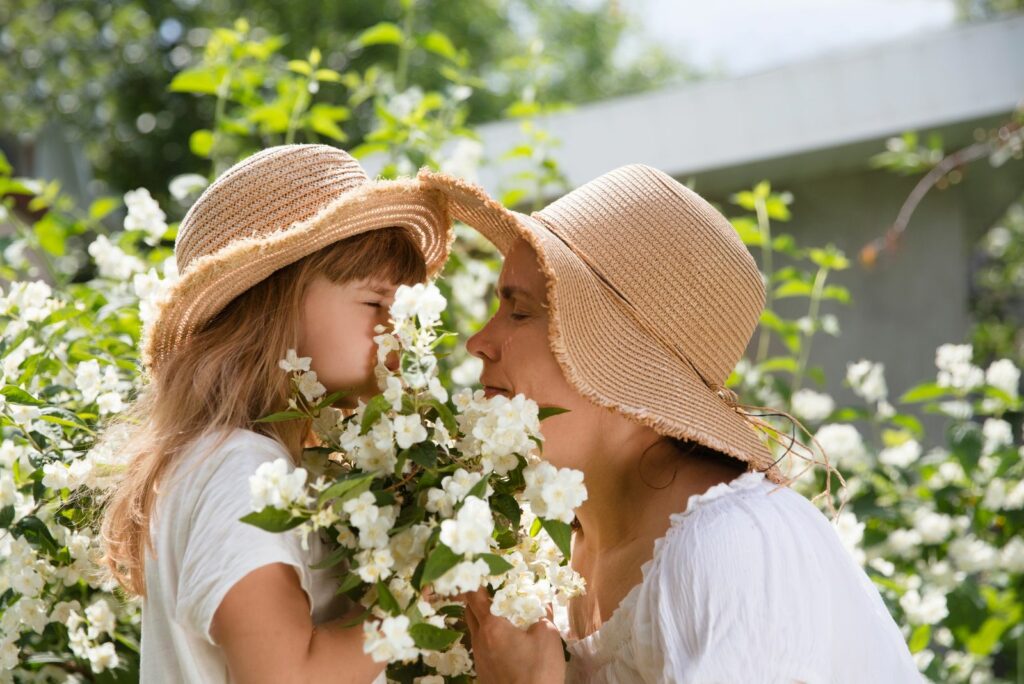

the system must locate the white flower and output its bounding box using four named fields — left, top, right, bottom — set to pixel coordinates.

left=790, top=389, right=834, bottom=423
left=249, top=458, right=309, bottom=511
left=384, top=376, right=404, bottom=412
left=985, top=359, right=1020, bottom=398
left=814, top=424, right=868, bottom=470
left=363, top=614, right=418, bottom=663
left=279, top=349, right=312, bottom=373
left=428, top=376, right=449, bottom=403
left=88, top=235, right=145, bottom=280
left=422, top=642, right=474, bottom=677
left=935, top=343, right=984, bottom=392
left=123, top=188, right=168, bottom=245
left=523, top=462, right=588, bottom=524
left=439, top=496, right=494, bottom=555
left=981, top=418, right=1013, bottom=455
left=441, top=138, right=484, bottom=182
left=343, top=491, right=380, bottom=530
left=1002, top=537, right=1024, bottom=572
left=913, top=510, right=953, bottom=544
left=433, top=558, right=492, bottom=596
left=948, top=535, right=999, bottom=573
left=168, top=173, right=208, bottom=204
left=355, top=547, right=395, bottom=583
left=96, top=391, right=124, bottom=415
left=87, top=641, right=120, bottom=673
left=846, top=360, right=888, bottom=403
left=900, top=588, right=948, bottom=624
left=390, top=282, right=447, bottom=328
left=878, top=439, right=922, bottom=469
left=295, top=371, right=326, bottom=402
left=887, top=528, right=922, bottom=556
left=85, top=600, right=117, bottom=638
left=393, top=414, right=428, bottom=449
